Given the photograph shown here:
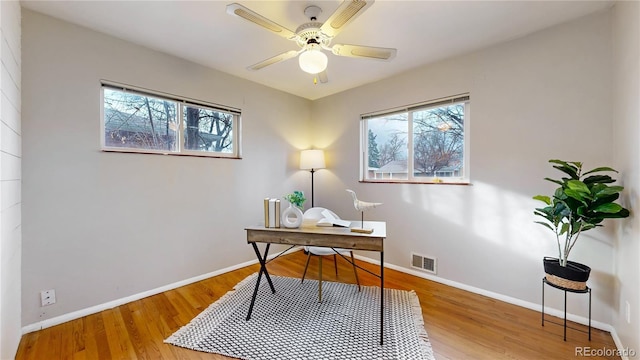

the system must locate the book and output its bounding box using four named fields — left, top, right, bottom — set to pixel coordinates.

left=316, top=209, right=351, bottom=228
left=268, top=199, right=277, bottom=228
left=264, top=198, right=270, bottom=228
